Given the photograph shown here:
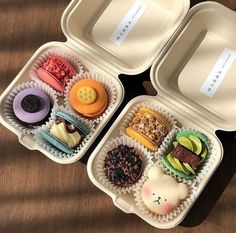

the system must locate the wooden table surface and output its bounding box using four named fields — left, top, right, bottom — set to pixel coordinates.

left=0, top=1, right=235, bottom=233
